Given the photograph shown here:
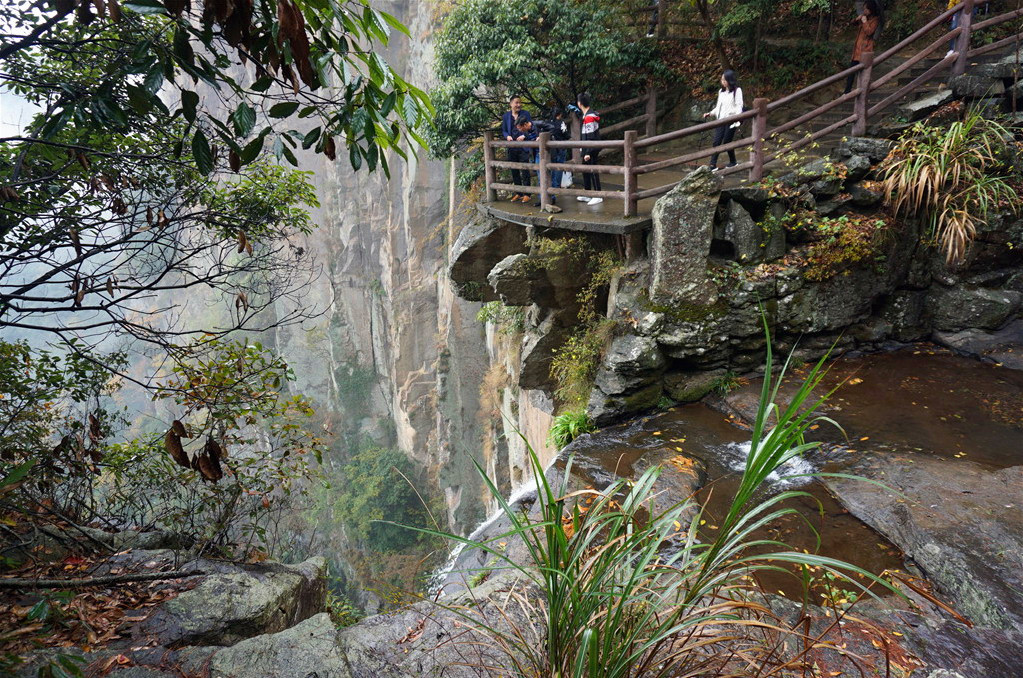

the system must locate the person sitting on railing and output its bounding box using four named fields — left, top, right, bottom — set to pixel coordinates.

left=502, top=94, right=532, bottom=202
left=844, top=0, right=882, bottom=93
left=574, top=92, right=604, bottom=206
left=513, top=109, right=571, bottom=207
left=703, top=70, right=743, bottom=171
